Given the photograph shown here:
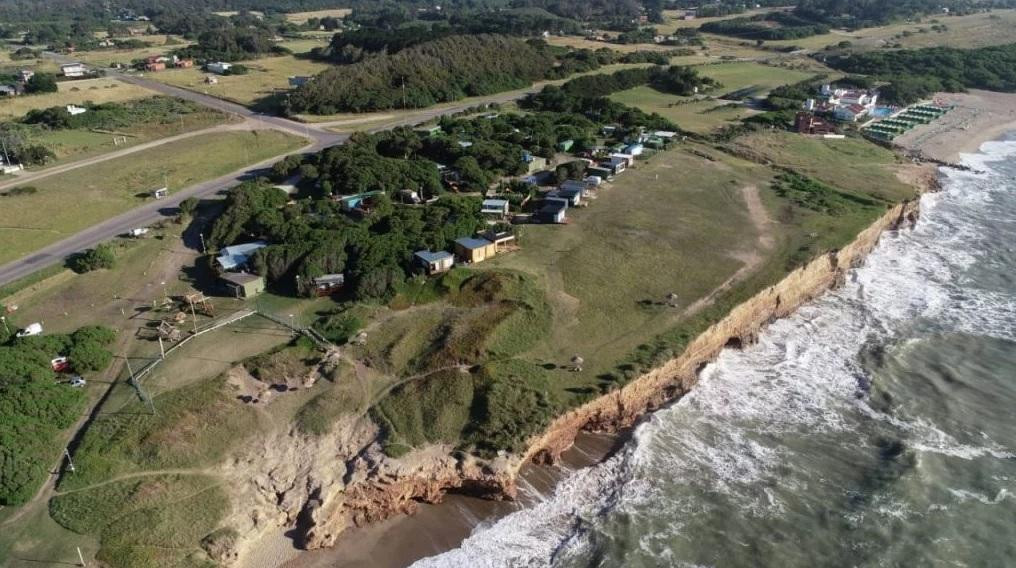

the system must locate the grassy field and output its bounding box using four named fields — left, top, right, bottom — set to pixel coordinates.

left=22, top=104, right=230, bottom=167
left=696, top=61, right=817, bottom=97
left=0, top=78, right=157, bottom=119
left=656, top=7, right=783, bottom=34
left=607, top=62, right=816, bottom=132
left=276, top=35, right=332, bottom=54
left=149, top=55, right=333, bottom=106
left=0, top=129, right=305, bottom=265
left=728, top=131, right=917, bottom=203
left=285, top=8, right=351, bottom=23
left=610, top=86, right=756, bottom=133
